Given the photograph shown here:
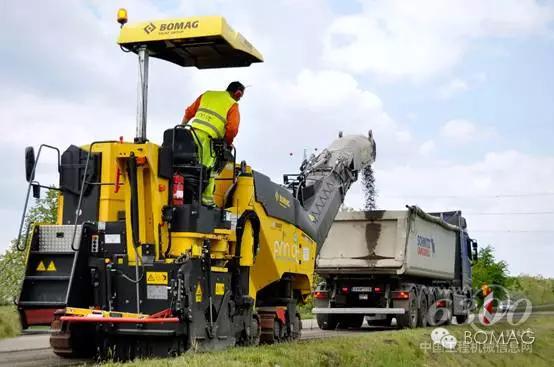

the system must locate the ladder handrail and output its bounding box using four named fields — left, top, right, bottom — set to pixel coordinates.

left=16, top=144, right=61, bottom=251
